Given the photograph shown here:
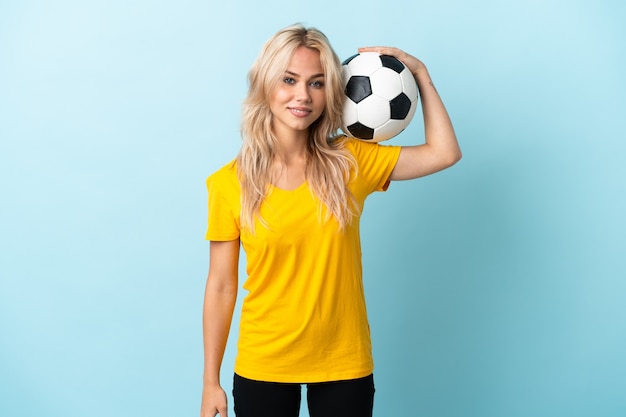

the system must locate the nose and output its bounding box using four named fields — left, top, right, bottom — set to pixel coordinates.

left=295, top=82, right=311, bottom=103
